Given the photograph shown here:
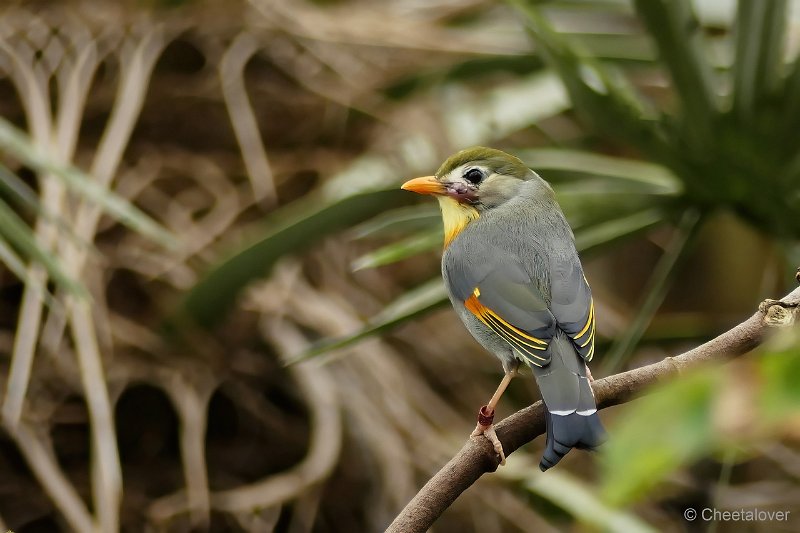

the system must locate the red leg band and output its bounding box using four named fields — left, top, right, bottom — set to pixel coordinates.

left=477, top=405, right=495, bottom=427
